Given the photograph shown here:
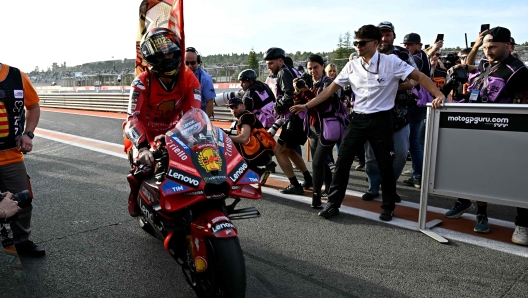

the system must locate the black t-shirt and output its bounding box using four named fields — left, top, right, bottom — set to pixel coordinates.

left=236, top=110, right=263, bottom=131
left=412, top=50, right=431, bottom=77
